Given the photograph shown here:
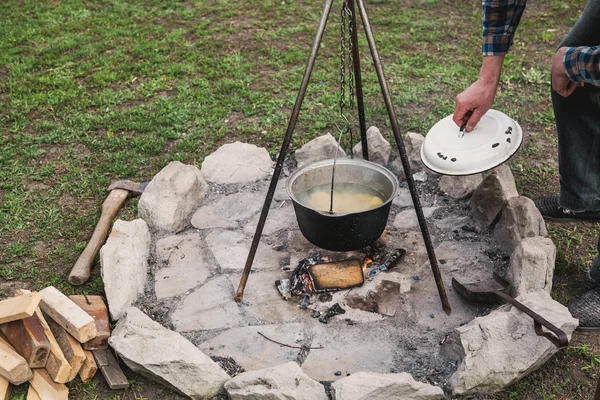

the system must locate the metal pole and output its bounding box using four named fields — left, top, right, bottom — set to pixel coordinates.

left=355, top=0, right=451, bottom=315
left=235, top=0, right=334, bottom=302
left=348, top=0, right=368, bottom=160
